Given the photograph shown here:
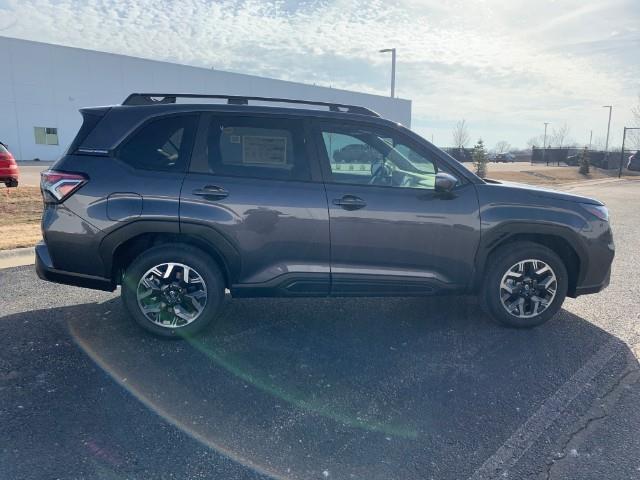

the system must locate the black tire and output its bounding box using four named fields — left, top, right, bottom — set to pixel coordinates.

left=121, top=243, right=224, bottom=338
left=481, top=242, right=568, bottom=328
